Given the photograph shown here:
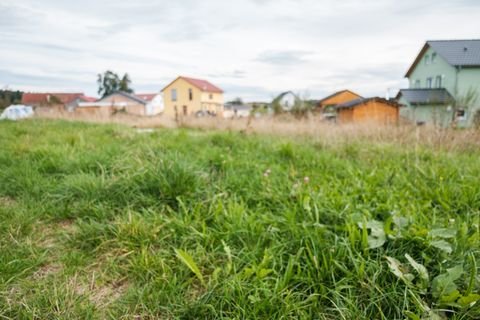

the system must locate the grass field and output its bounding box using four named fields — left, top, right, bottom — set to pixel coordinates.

left=0, top=119, right=479, bottom=319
